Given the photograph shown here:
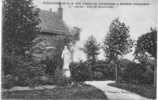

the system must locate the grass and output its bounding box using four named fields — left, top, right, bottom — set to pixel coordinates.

left=2, top=84, right=108, bottom=100
left=108, top=82, right=156, bottom=99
